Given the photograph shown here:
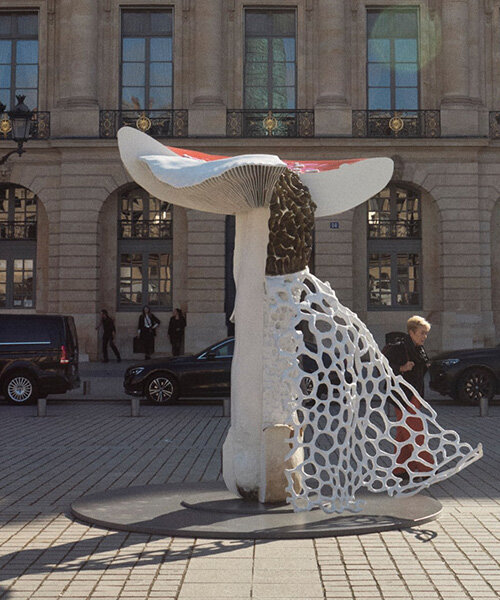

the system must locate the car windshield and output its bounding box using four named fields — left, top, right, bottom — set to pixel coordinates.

left=197, top=338, right=234, bottom=359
